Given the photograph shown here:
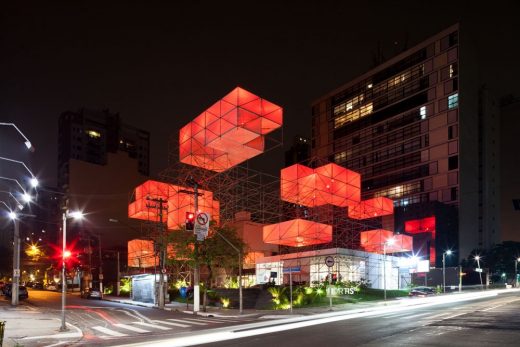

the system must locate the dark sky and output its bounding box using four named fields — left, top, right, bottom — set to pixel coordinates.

left=1, top=1, right=519, bottom=187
